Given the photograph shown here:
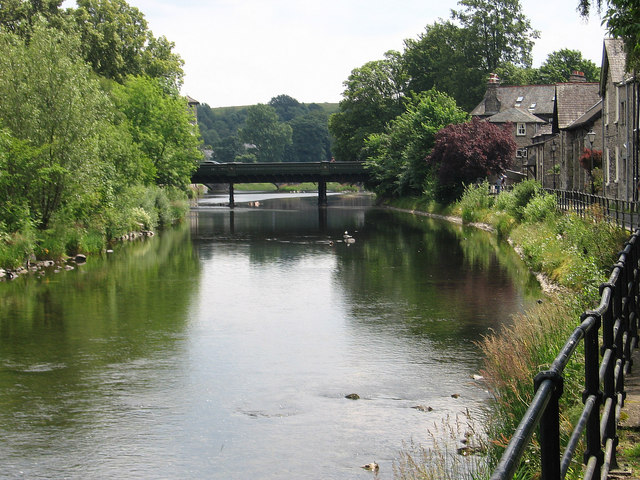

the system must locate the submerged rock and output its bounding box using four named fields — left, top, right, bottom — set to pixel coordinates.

left=345, top=393, right=360, bottom=400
